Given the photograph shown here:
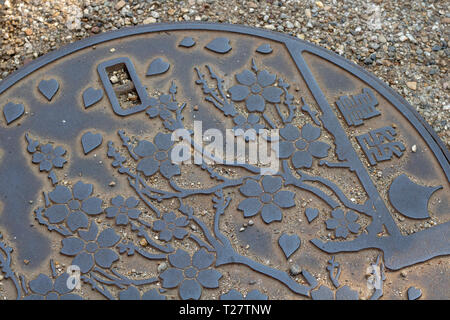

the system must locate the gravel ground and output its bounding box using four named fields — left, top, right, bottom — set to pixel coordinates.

left=0, top=0, right=448, bottom=147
